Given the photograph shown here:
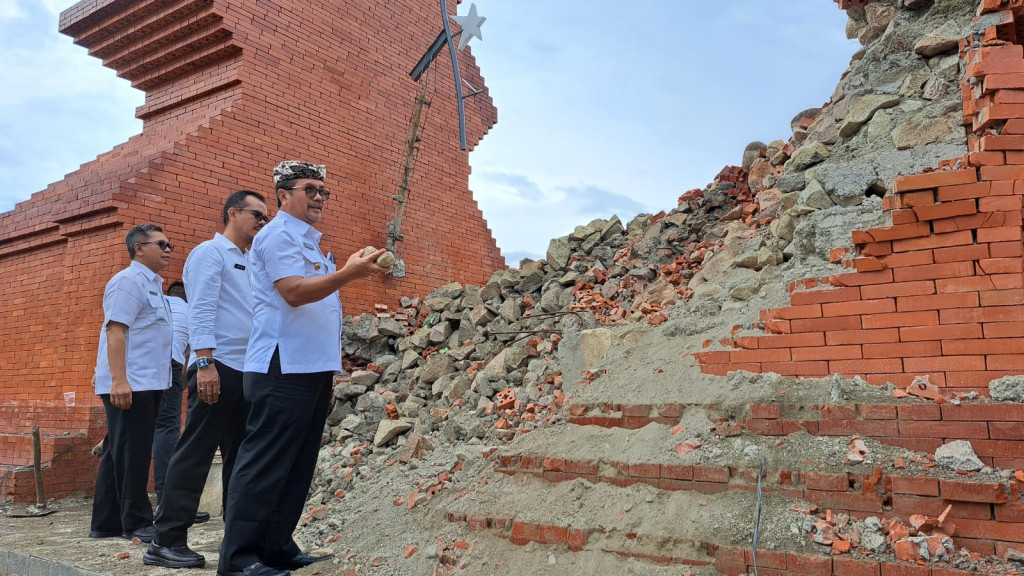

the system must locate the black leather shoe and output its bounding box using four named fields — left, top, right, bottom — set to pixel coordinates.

left=122, top=525, right=157, bottom=543
left=218, top=562, right=290, bottom=576
left=143, top=543, right=206, bottom=568
left=88, top=529, right=121, bottom=539
left=194, top=511, right=211, bottom=524
left=271, top=553, right=335, bottom=570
